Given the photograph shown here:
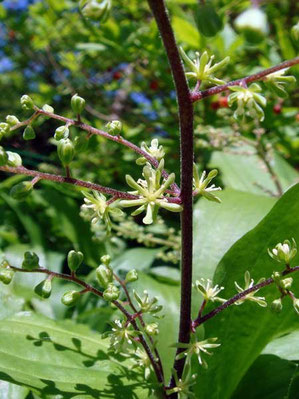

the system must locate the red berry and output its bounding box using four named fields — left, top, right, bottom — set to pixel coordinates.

left=113, top=71, right=122, bottom=80
left=219, top=96, right=228, bottom=108
left=149, top=80, right=159, bottom=91
left=273, top=104, right=282, bottom=114
left=211, top=101, right=220, bottom=110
